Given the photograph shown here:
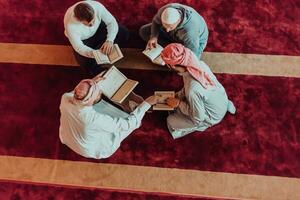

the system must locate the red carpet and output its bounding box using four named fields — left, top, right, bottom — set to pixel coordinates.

left=1, top=0, right=300, bottom=198
left=0, top=181, right=220, bottom=200
left=0, top=0, right=299, bottom=55
left=0, top=63, right=299, bottom=178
